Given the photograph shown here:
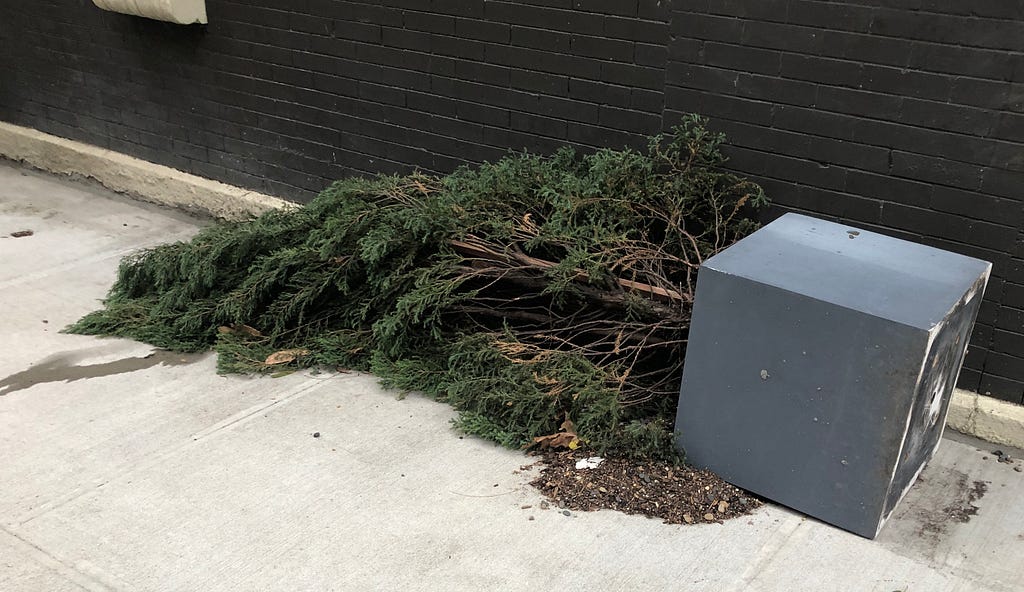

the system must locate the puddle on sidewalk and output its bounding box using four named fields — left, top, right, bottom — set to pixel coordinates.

left=0, top=349, right=202, bottom=396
